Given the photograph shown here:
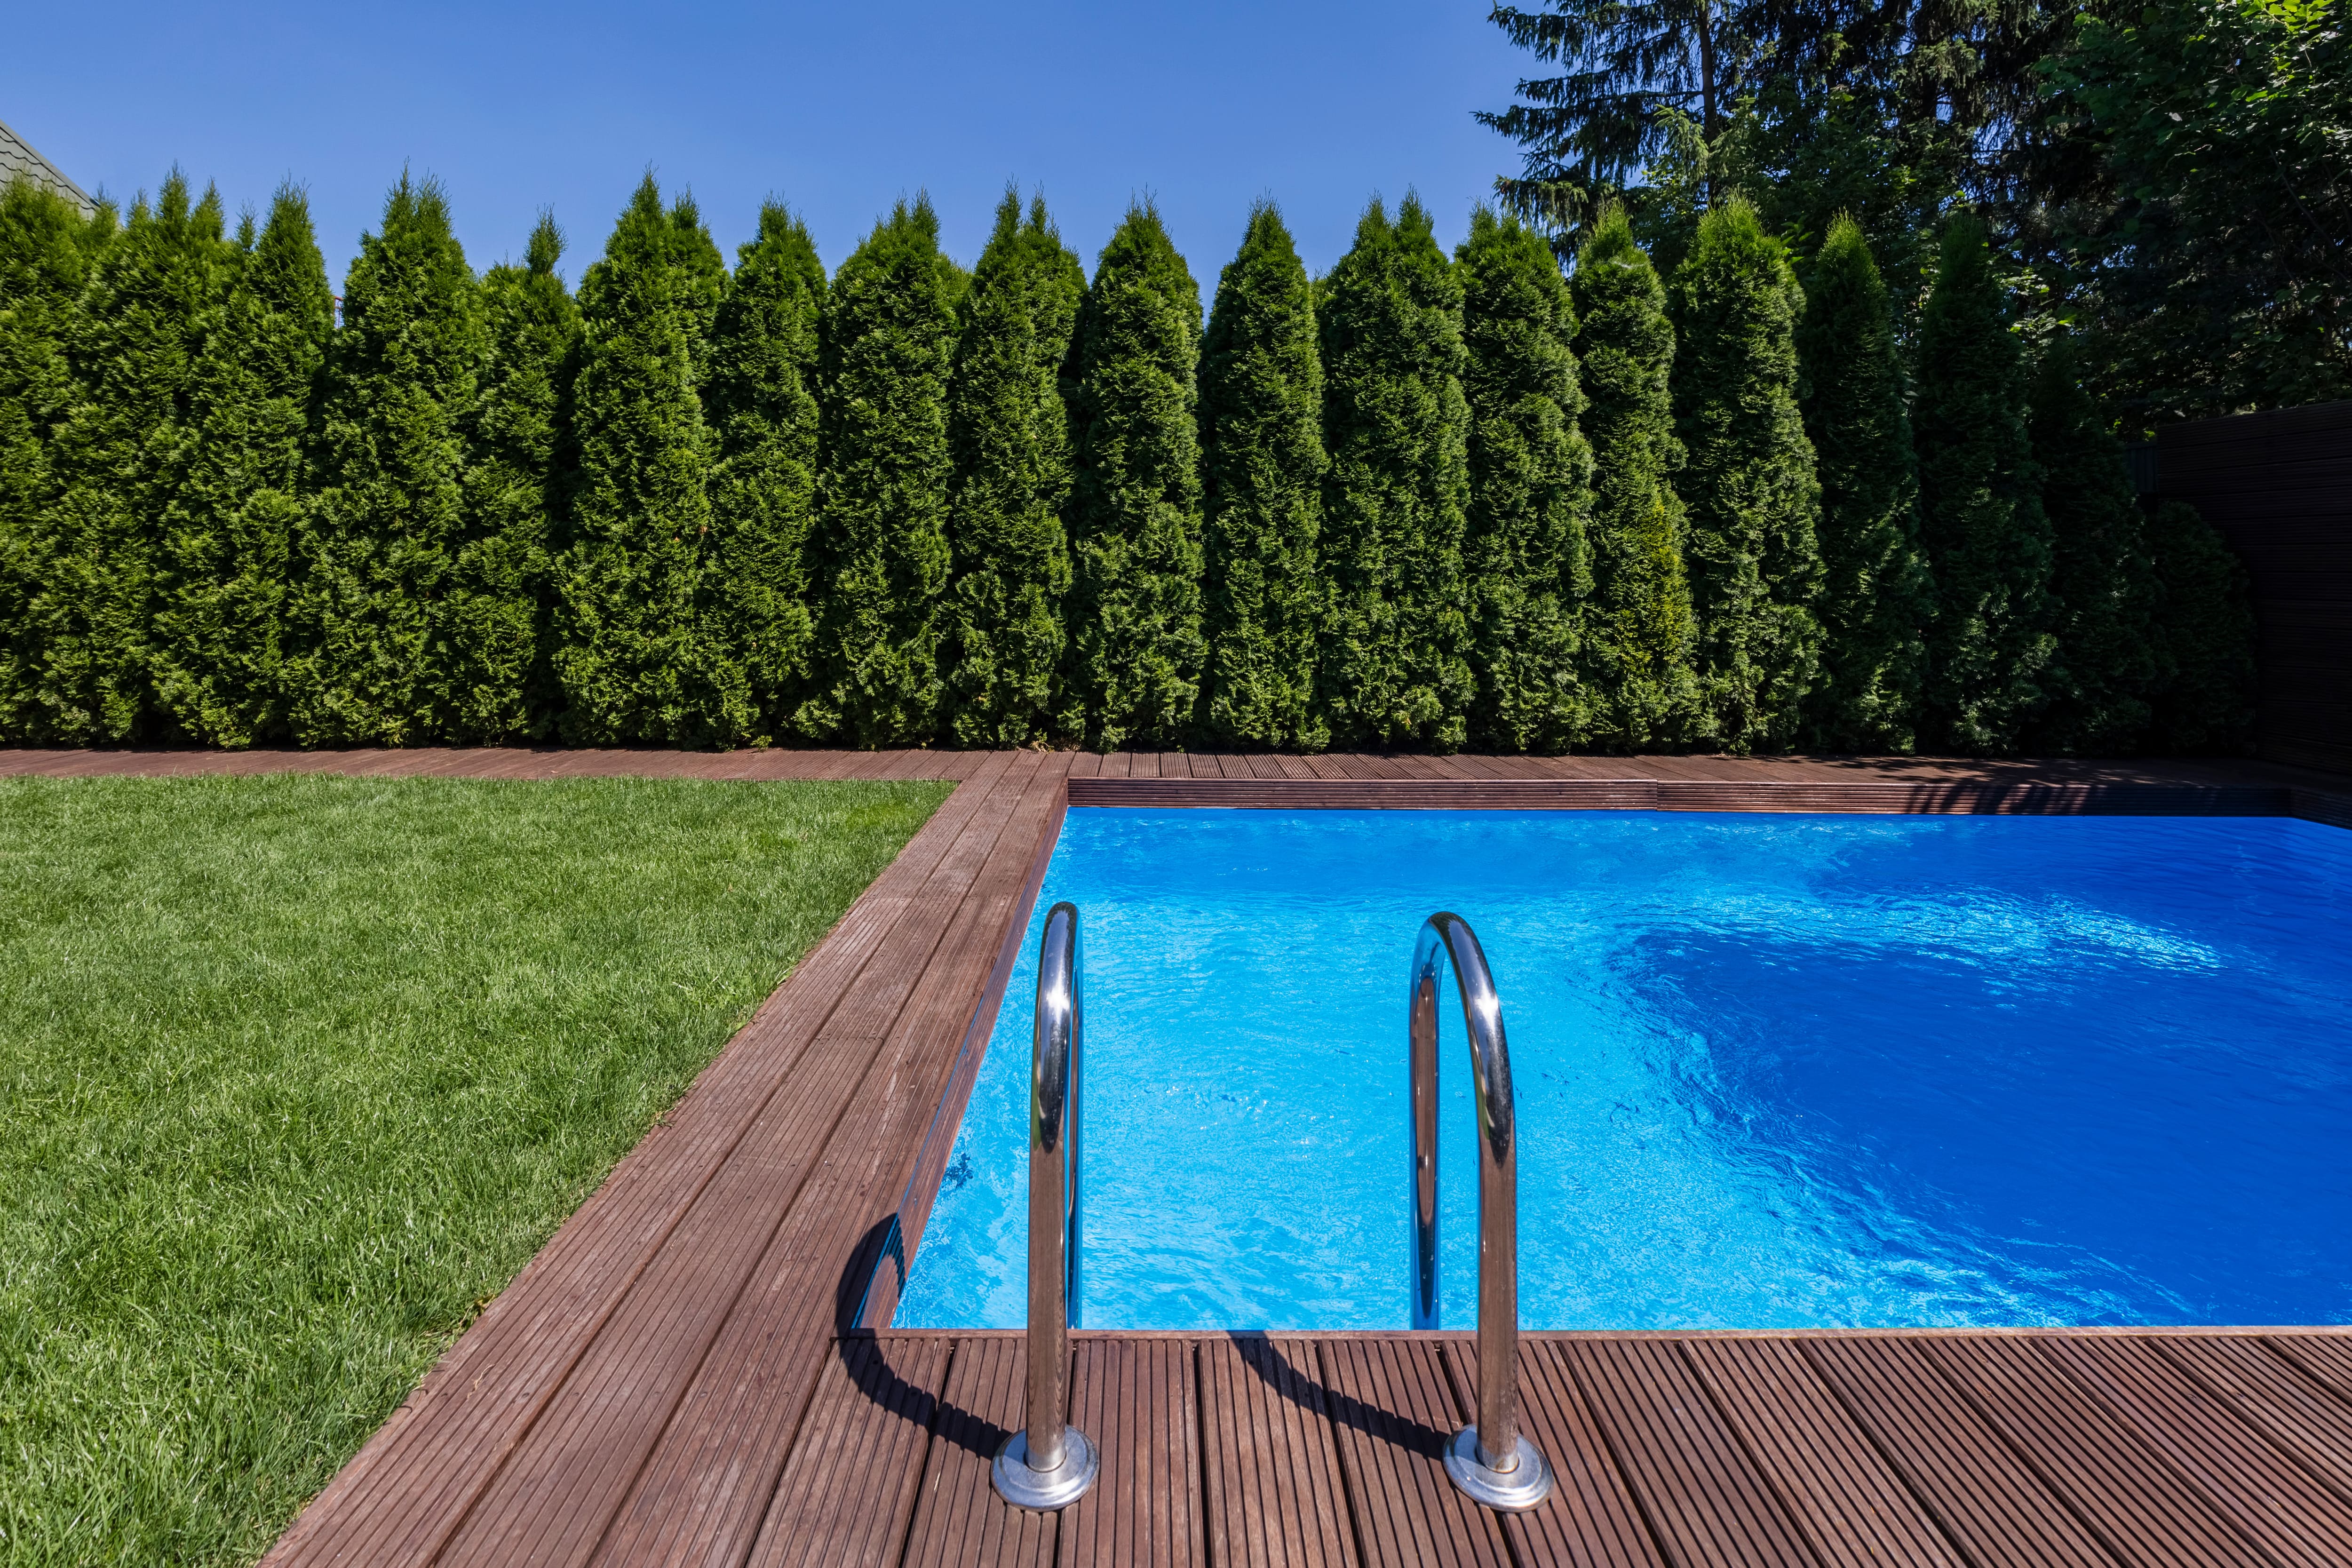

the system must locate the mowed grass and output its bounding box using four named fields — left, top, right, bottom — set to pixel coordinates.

left=0, top=773, right=951, bottom=1567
